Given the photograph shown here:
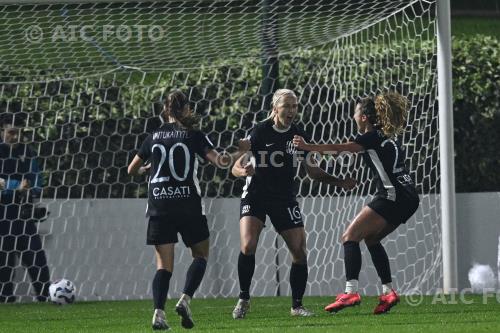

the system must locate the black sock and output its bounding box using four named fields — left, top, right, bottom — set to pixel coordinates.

left=368, top=243, right=392, bottom=284
left=182, top=257, right=207, bottom=297
left=238, top=252, right=255, bottom=300
left=290, top=263, right=308, bottom=308
left=343, top=241, right=361, bottom=281
left=152, top=269, right=172, bottom=310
